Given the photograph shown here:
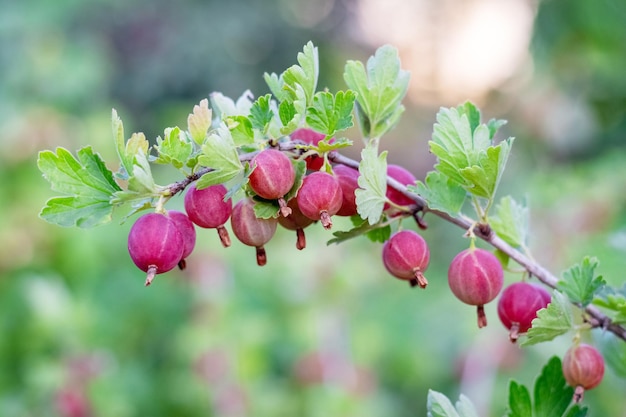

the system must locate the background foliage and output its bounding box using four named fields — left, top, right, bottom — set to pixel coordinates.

left=1, top=0, right=625, bottom=415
